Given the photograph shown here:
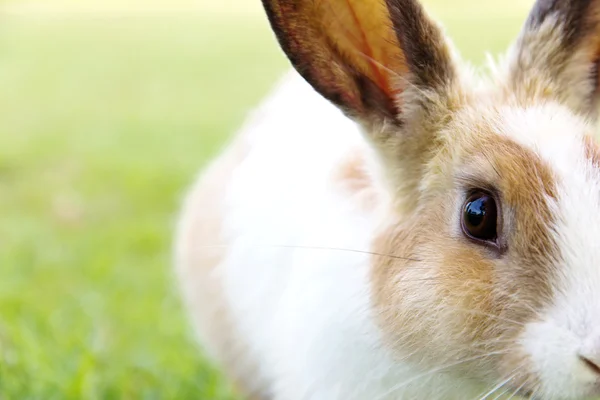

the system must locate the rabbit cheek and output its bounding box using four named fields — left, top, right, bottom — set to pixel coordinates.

left=370, top=221, right=431, bottom=356
left=437, top=246, right=497, bottom=344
